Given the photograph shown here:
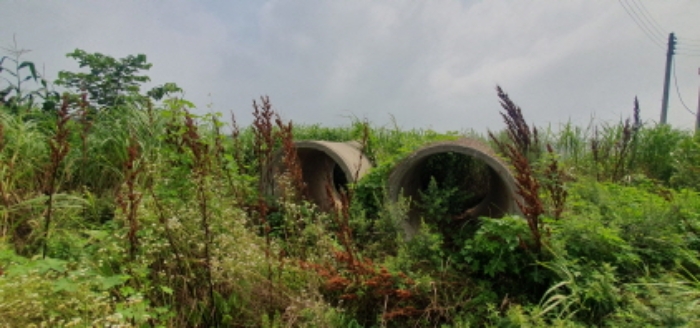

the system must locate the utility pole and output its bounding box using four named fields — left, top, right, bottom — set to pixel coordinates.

left=660, top=32, right=676, bottom=124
